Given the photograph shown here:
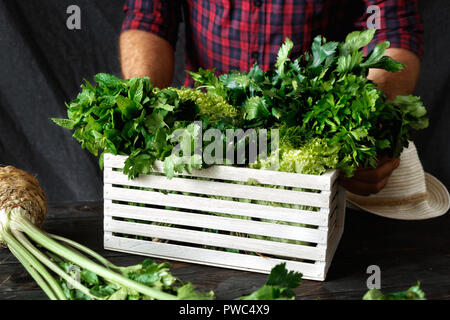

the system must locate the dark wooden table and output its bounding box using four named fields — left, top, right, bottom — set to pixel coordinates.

left=0, top=202, right=448, bottom=300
